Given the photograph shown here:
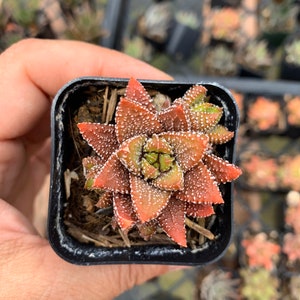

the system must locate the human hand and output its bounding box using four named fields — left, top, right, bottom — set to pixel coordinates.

left=0, top=39, right=174, bottom=299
